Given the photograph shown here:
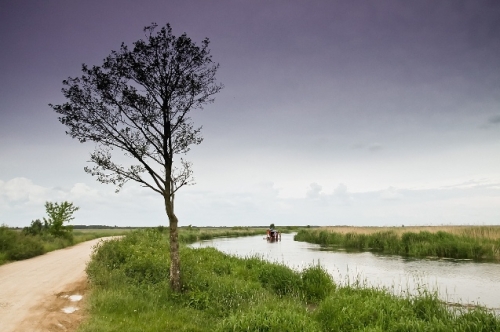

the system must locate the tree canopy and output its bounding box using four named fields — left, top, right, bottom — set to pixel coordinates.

left=50, top=23, right=223, bottom=291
